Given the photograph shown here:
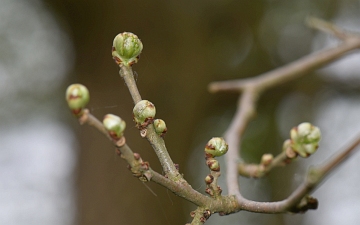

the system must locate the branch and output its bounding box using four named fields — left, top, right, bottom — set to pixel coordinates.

left=208, top=17, right=360, bottom=211
left=119, top=65, right=181, bottom=180
left=238, top=152, right=289, bottom=178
